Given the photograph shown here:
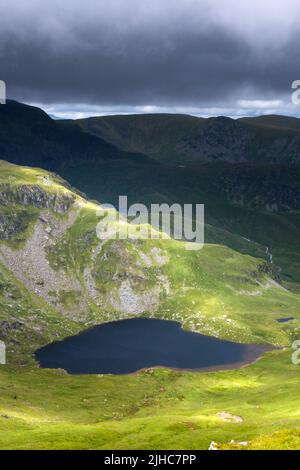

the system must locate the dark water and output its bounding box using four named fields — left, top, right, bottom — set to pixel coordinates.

left=35, top=318, right=270, bottom=375
left=277, top=317, right=294, bottom=323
